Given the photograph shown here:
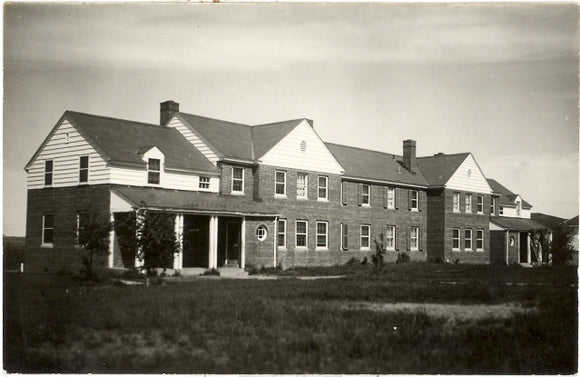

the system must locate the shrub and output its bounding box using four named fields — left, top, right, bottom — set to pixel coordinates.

left=360, top=256, right=368, bottom=265
left=113, top=212, right=138, bottom=268
left=396, top=252, right=411, bottom=264
left=551, top=225, right=576, bottom=265
left=77, top=213, right=113, bottom=279
left=202, top=268, right=220, bottom=276
left=345, top=257, right=358, bottom=265
left=139, top=211, right=179, bottom=273
left=371, top=236, right=385, bottom=270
